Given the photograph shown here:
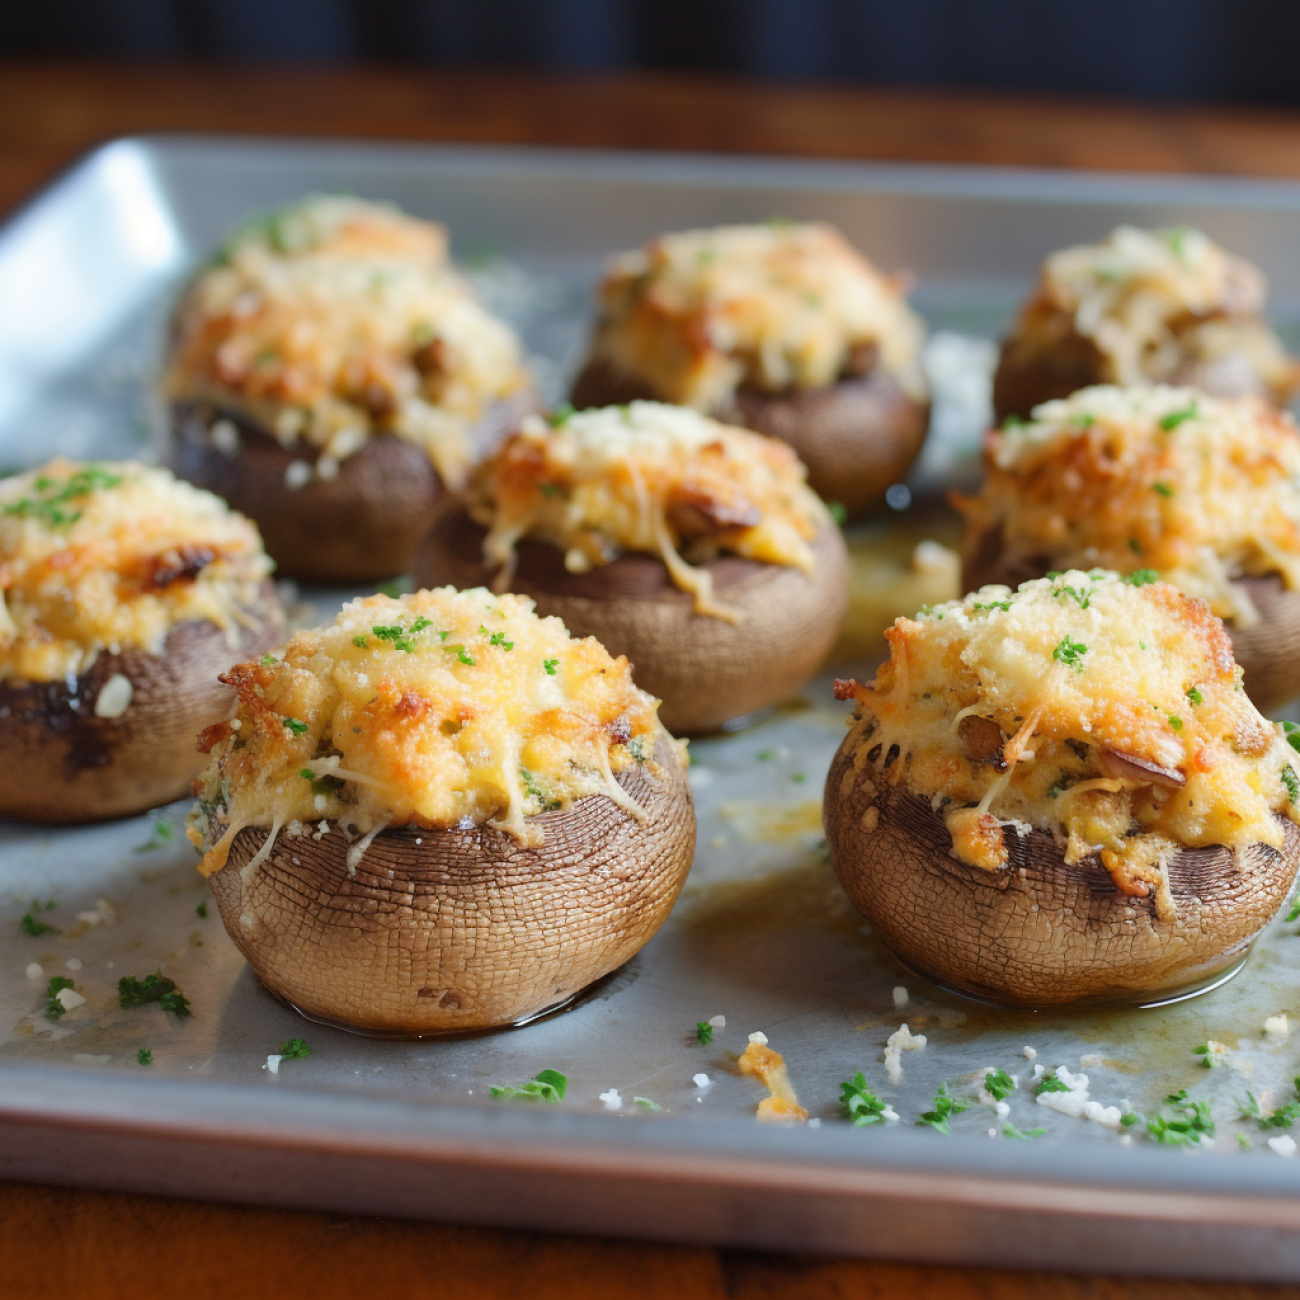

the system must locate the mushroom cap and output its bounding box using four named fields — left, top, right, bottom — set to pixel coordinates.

left=824, top=758, right=1300, bottom=1007
left=569, top=356, right=929, bottom=519
left=962, top=529, right=1300, bottom=712
left=411, top=501, right=850, bottom=736
left=0, top=581, right=283, bottom=823
left=992, top=327, right=1286, bottom=426
left=166, top=391, right=536, bottom=583
left=206, top=734, right=696, bottom=1036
